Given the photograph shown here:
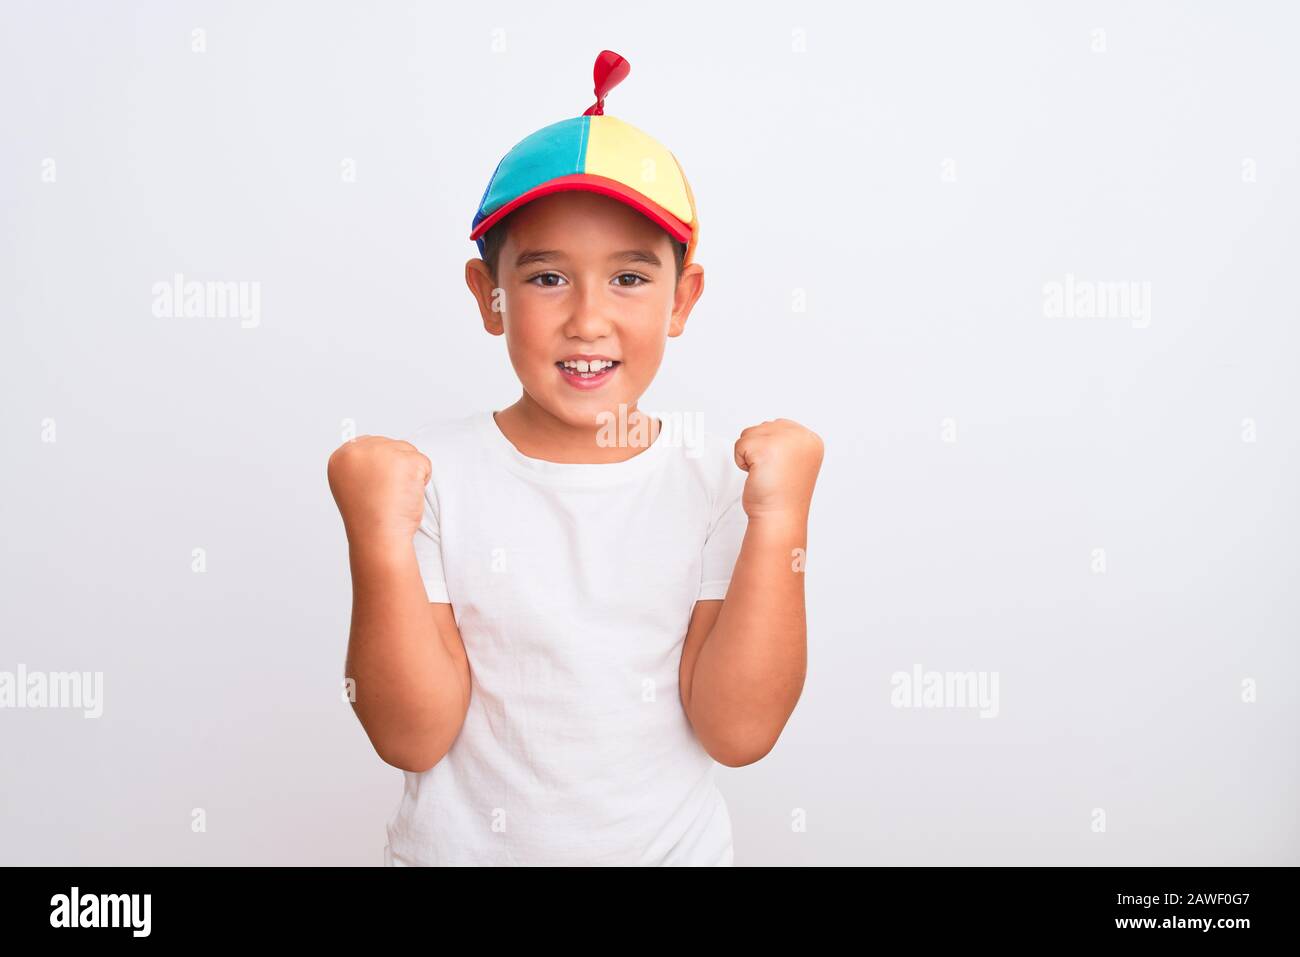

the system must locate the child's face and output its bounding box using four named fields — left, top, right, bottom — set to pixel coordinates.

left=467, top=191, right=703, bottom=430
